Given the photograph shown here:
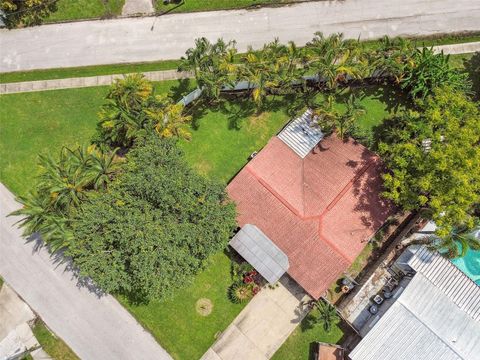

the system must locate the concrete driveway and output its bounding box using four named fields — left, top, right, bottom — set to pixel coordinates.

left=0, top=183, right=172, bottom=360
left=1, top=0, right=479, bottom=72
left=201, top=276, right=311, bottom=360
